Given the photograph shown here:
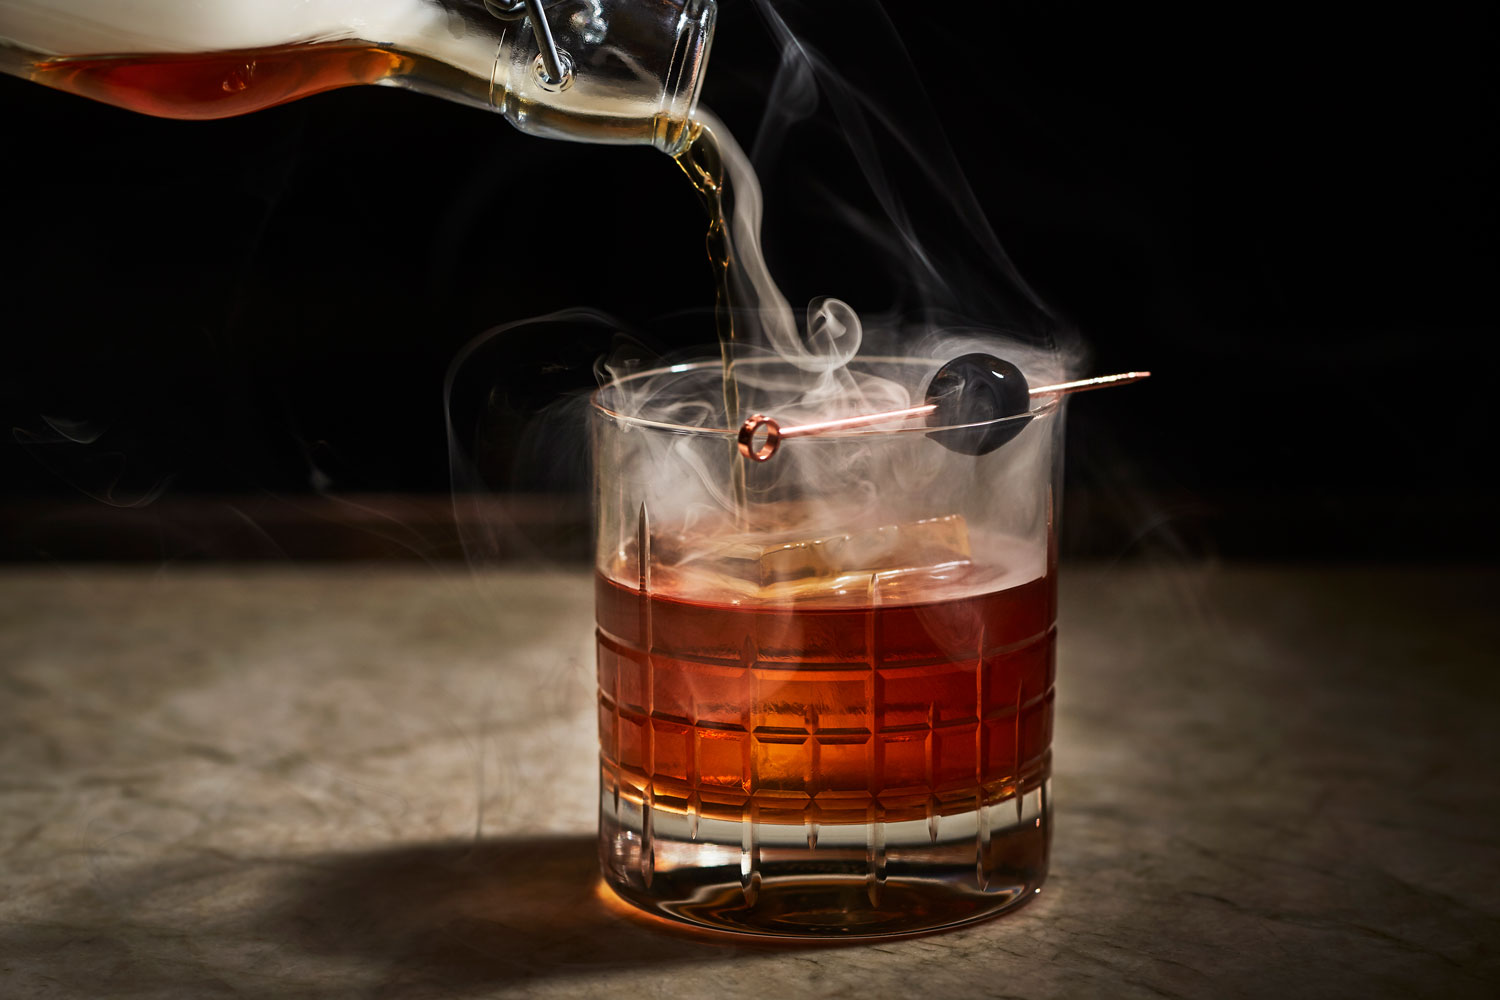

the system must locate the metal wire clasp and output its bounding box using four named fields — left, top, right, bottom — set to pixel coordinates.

left=486, top=0, right=570, bottom=87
